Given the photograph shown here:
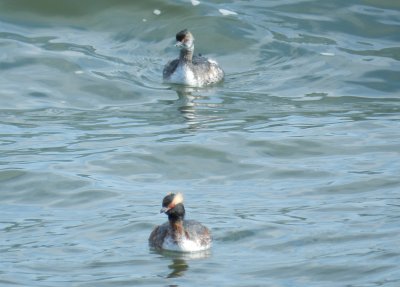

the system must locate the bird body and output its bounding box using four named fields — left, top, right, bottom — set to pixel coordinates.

left=149, top=193, right=212, bottom=252
left=149, top=220, right=211, bottom=252
left=163, top=29, right=224, bottom=87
